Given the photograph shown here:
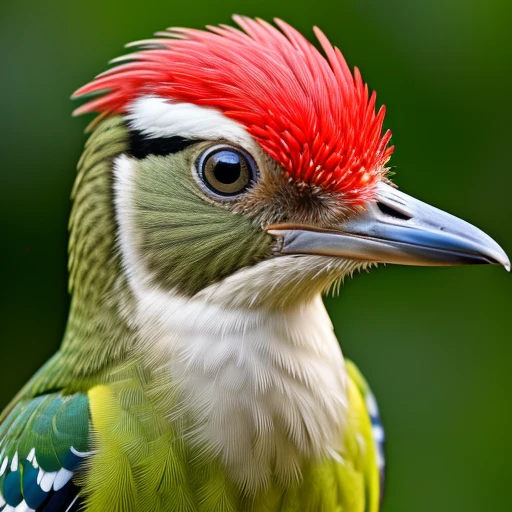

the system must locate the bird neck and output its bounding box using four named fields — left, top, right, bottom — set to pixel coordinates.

left=131, top=281, right=348, bottom=490
left=55, top=117, right=137, bottom=387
